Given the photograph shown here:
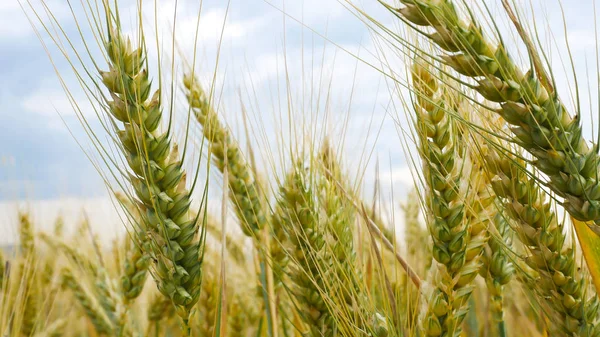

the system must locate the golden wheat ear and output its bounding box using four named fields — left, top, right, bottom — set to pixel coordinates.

left=59, top=267, right=114, bottom=335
